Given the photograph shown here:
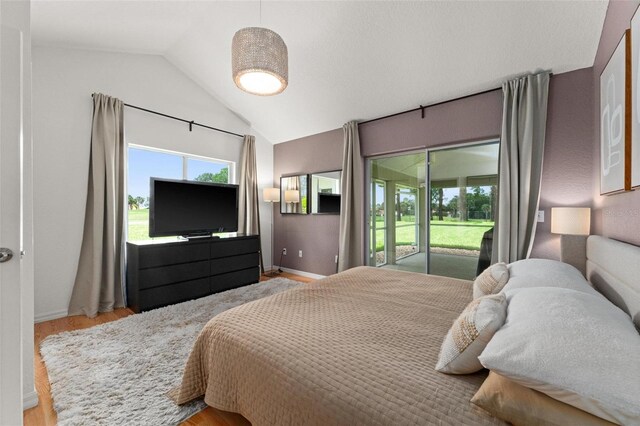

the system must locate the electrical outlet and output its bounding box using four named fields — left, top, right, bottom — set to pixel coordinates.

left=537, top=210, right=545, bottom=223
left=282, top=248, right=287, bottom=255
left=298, top=250, right=303, bottom=258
